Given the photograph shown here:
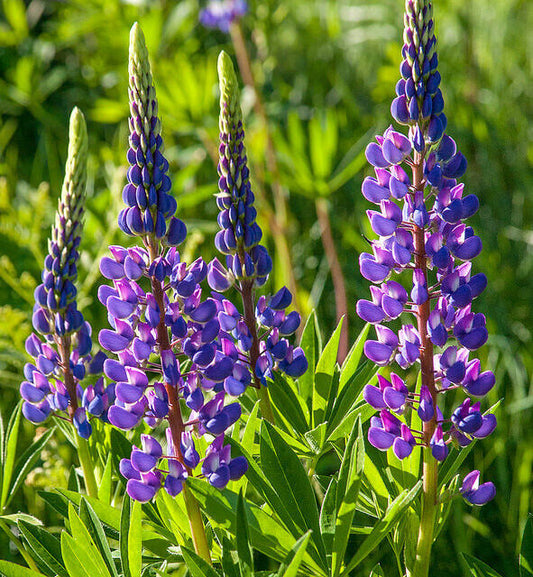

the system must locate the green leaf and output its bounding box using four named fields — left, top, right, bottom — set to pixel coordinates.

left=319, top=478, right=337, bottom=547
left=98, top=455, right=113, bottom=505
left=260, top=422, right=327, bottom=569
left=269, top=373, right=309, bottom=435
left=120, top=495, right=142, bottom=577
left=18, top=520, right=67, bottom=577
left=520, top=515, right=533, bottom=577
left=1, top=402, right=21, bottom=511
left=67, top=465, right=80, bottom=493
left=312, top=319, right=343, bottom=427
left=241, top=401, right=260, bottom=455
left=332, top=418, right=364, bottom=577
left=327, top=361, right=377, bottom=441
left=61, top=532, right=93, bottom=577
left=181, top=546, right=220, bottom=577
left=67, top=503, right=111, bottom=577
left=188, top=478, right=323, bottom=574
left=369, top=564, right=385, bottom=577
left=338, top=323, right=371, bottom=395
left=78, top=498, right=119, bottom=577
left=277, top=531, right=312, bottom=577
left=236, top=490, right=253, bottom=576
left=298, top=310, right=321, bottom=405
left=8, top=428, right=55, bottom=509
left=462, top=553, right=505, bottom=577
left=0, top=561, right=44, bottom=577
left=155, top=489, right=190, bottom=544
left=341, top=481, right=422, bottom=576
